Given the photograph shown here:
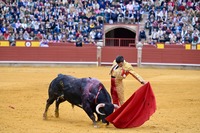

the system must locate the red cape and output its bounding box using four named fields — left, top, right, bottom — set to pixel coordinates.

left=106, top=82, right=156, bottom=128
